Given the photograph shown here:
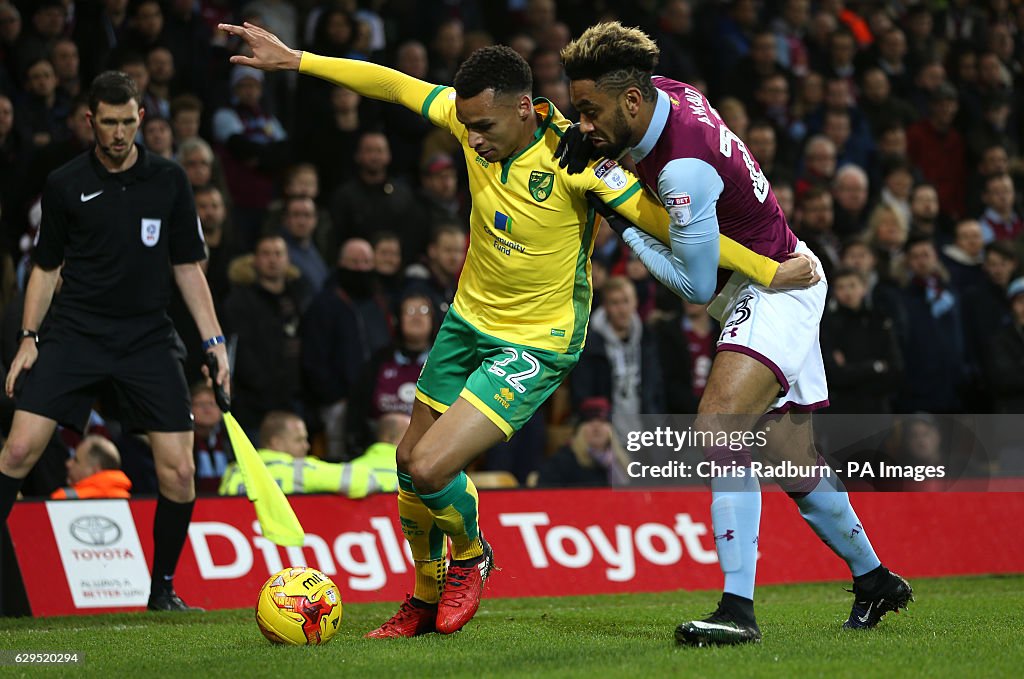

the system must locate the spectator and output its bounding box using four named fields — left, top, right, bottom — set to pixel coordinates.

left=654, top=0, right=701, bottom=83
left=404, top=223, right=467, bottom=316
left=279, top=195, right=329, bottom=294
left=877, top=157, right=914, bottom=226
left=651, top=300, right=716, bottom=415
left=298, top=85, right=362, bottom=197
left=301, top=238, right=392, bottom=460
left=372, top=231, right=404, bottom=306
left=573, top=276, right=663, bottom=436
left=23, top=94, right=93, bottom=210
left=169, top=93, right=202, bottom=146
left=194, top=185, right=236, bottom=310
left=535, top=397, right=630, bottom=488
left=349, top=412, right=408, bottom=492
left=796, top=135, right=836, bottom=198
left=821, top=269, right=902, bottom=413
left=961, top=241, right=1019, bottom=393
left=218, top=411, right=382, bottom=498
left=143, top=46, right=176, bottom=120
left=841, top=236, right=904, bottom=326
left=122, top=0, right=165, bottom=57
left=16, top=56, right=70, bottom=148
left=978, top=173, right=1023, bottom=243
left=986, top=277, right=1024, bottom=413
left=190, top=383, right=233, bottom=495
left=162, top=0, right=213, bottom=99
left=796, top=186, right=840, bottom=282
left=726, top=30, right=788, bottom=109
left=770, top=0, right=810, bottom=78
left=328, top=130, right=420, bottom=265
left=346, top=291, right=437, bottom=454
left=967, top=143, right=1011, bottom=216
left=50, top=436, right=131, bottom=500
left=858, top=67, right=916, bottom=135
left=261, top=163, right=334, bottom=262
left=213, top=64, right=289, bottom=246
left=73, top=0, right=130, bottom=83
left=897, top=236, right=964, bottom=413
left=941, top=220, right=986, bottom=294
left=141, top=115, right=173, bottom=159
left=907, top=82, right=967, bottom=219
left=867, top=202, right=909, bottom=285
left=831, top=164, right=870, bottom=237
left=908, top=183, right=945, bottom=242
left=378, top=40, right=435, bottom=179
left=746, top=119, right=785, bottom=183
left=50, top=37, right=80, bottom=99
left=419, top=153, right=468, bottom=236
left=225, top=234, right=309, bottom=434
left=428, top=18, right=464, bottom=85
